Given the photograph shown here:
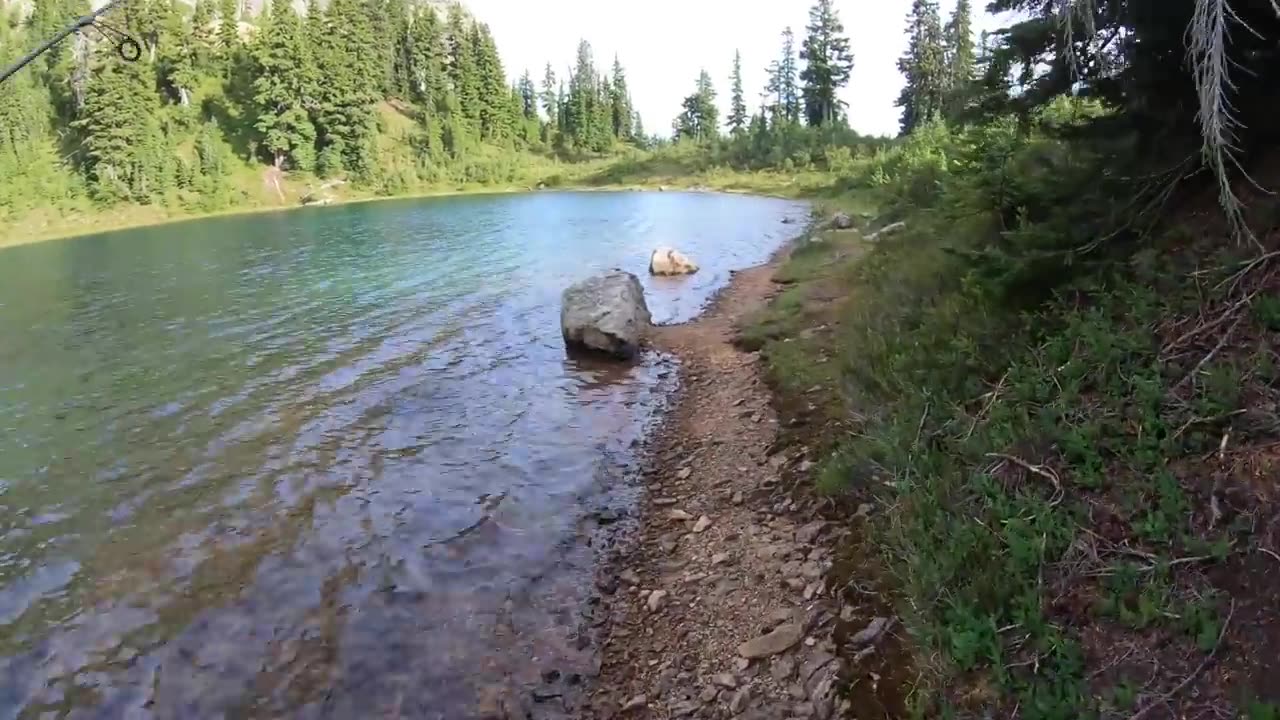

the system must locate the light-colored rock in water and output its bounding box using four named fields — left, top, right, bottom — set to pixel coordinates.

left=560, top=271, right=651, bottom=359
left=649, top=247, right=700, bottom=276
left=738, top=623, right=804, bottom=658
